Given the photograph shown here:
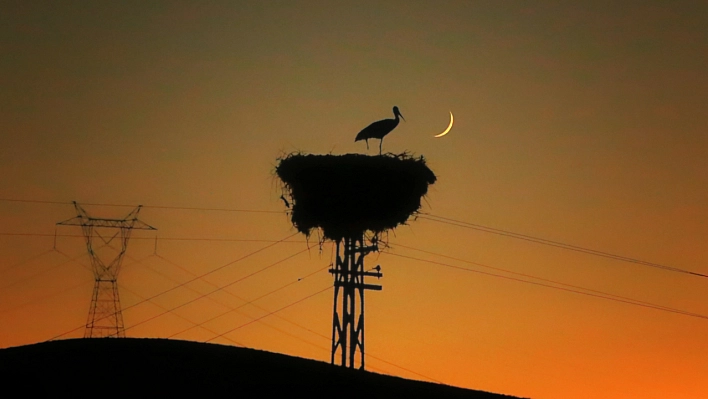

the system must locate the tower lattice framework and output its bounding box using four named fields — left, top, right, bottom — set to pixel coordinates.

left=329, top=235, right=382, bottom=369
left=58, top=202, right=156, bottom=338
